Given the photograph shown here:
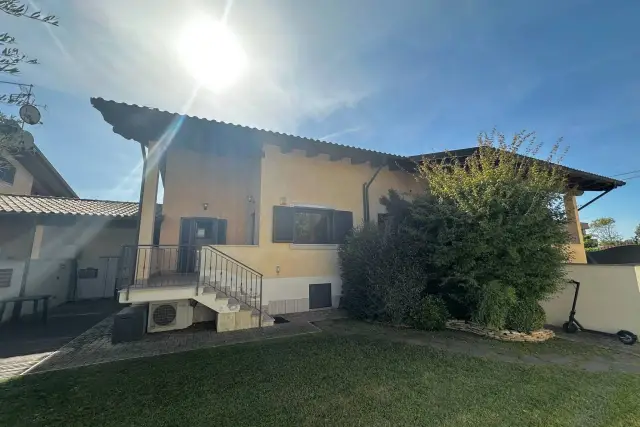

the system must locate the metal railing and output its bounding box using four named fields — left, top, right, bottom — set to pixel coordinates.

left=116, top=244, right=264, bottom=327
left=199, top=246, right=264, bottom=327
